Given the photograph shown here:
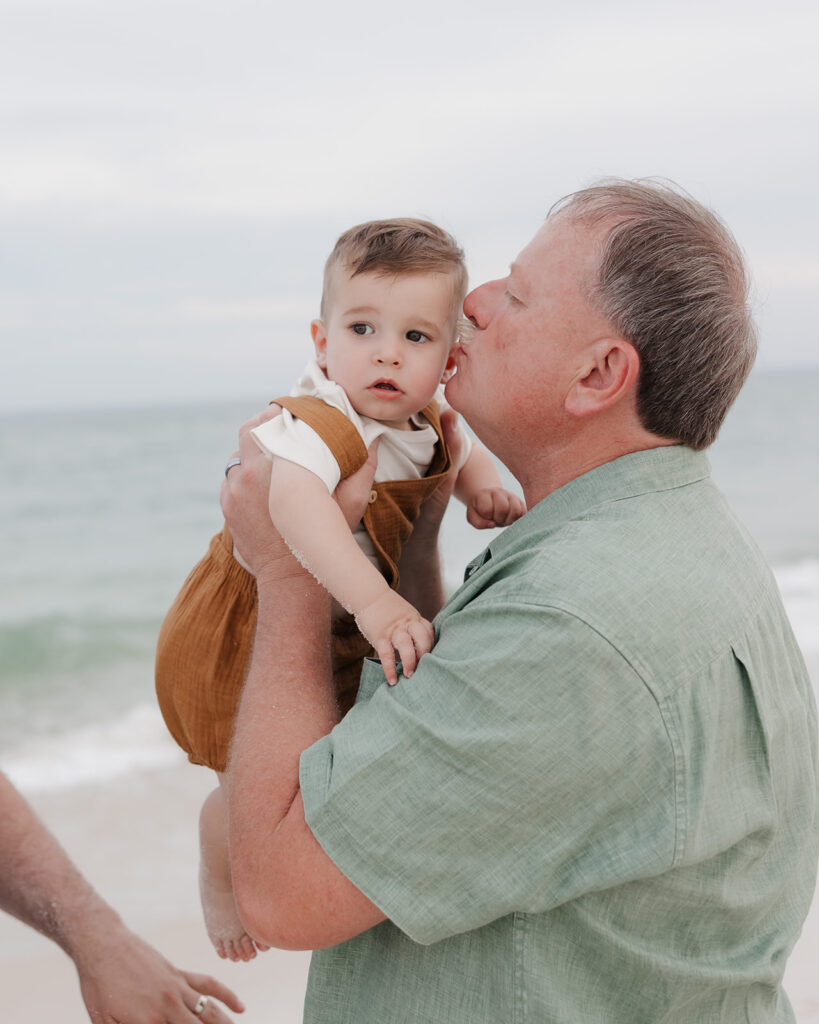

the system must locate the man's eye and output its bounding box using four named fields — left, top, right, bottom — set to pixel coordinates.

left=351, top=323, right=373, bottom=335
left=406, top=330, right=429, bottom=343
